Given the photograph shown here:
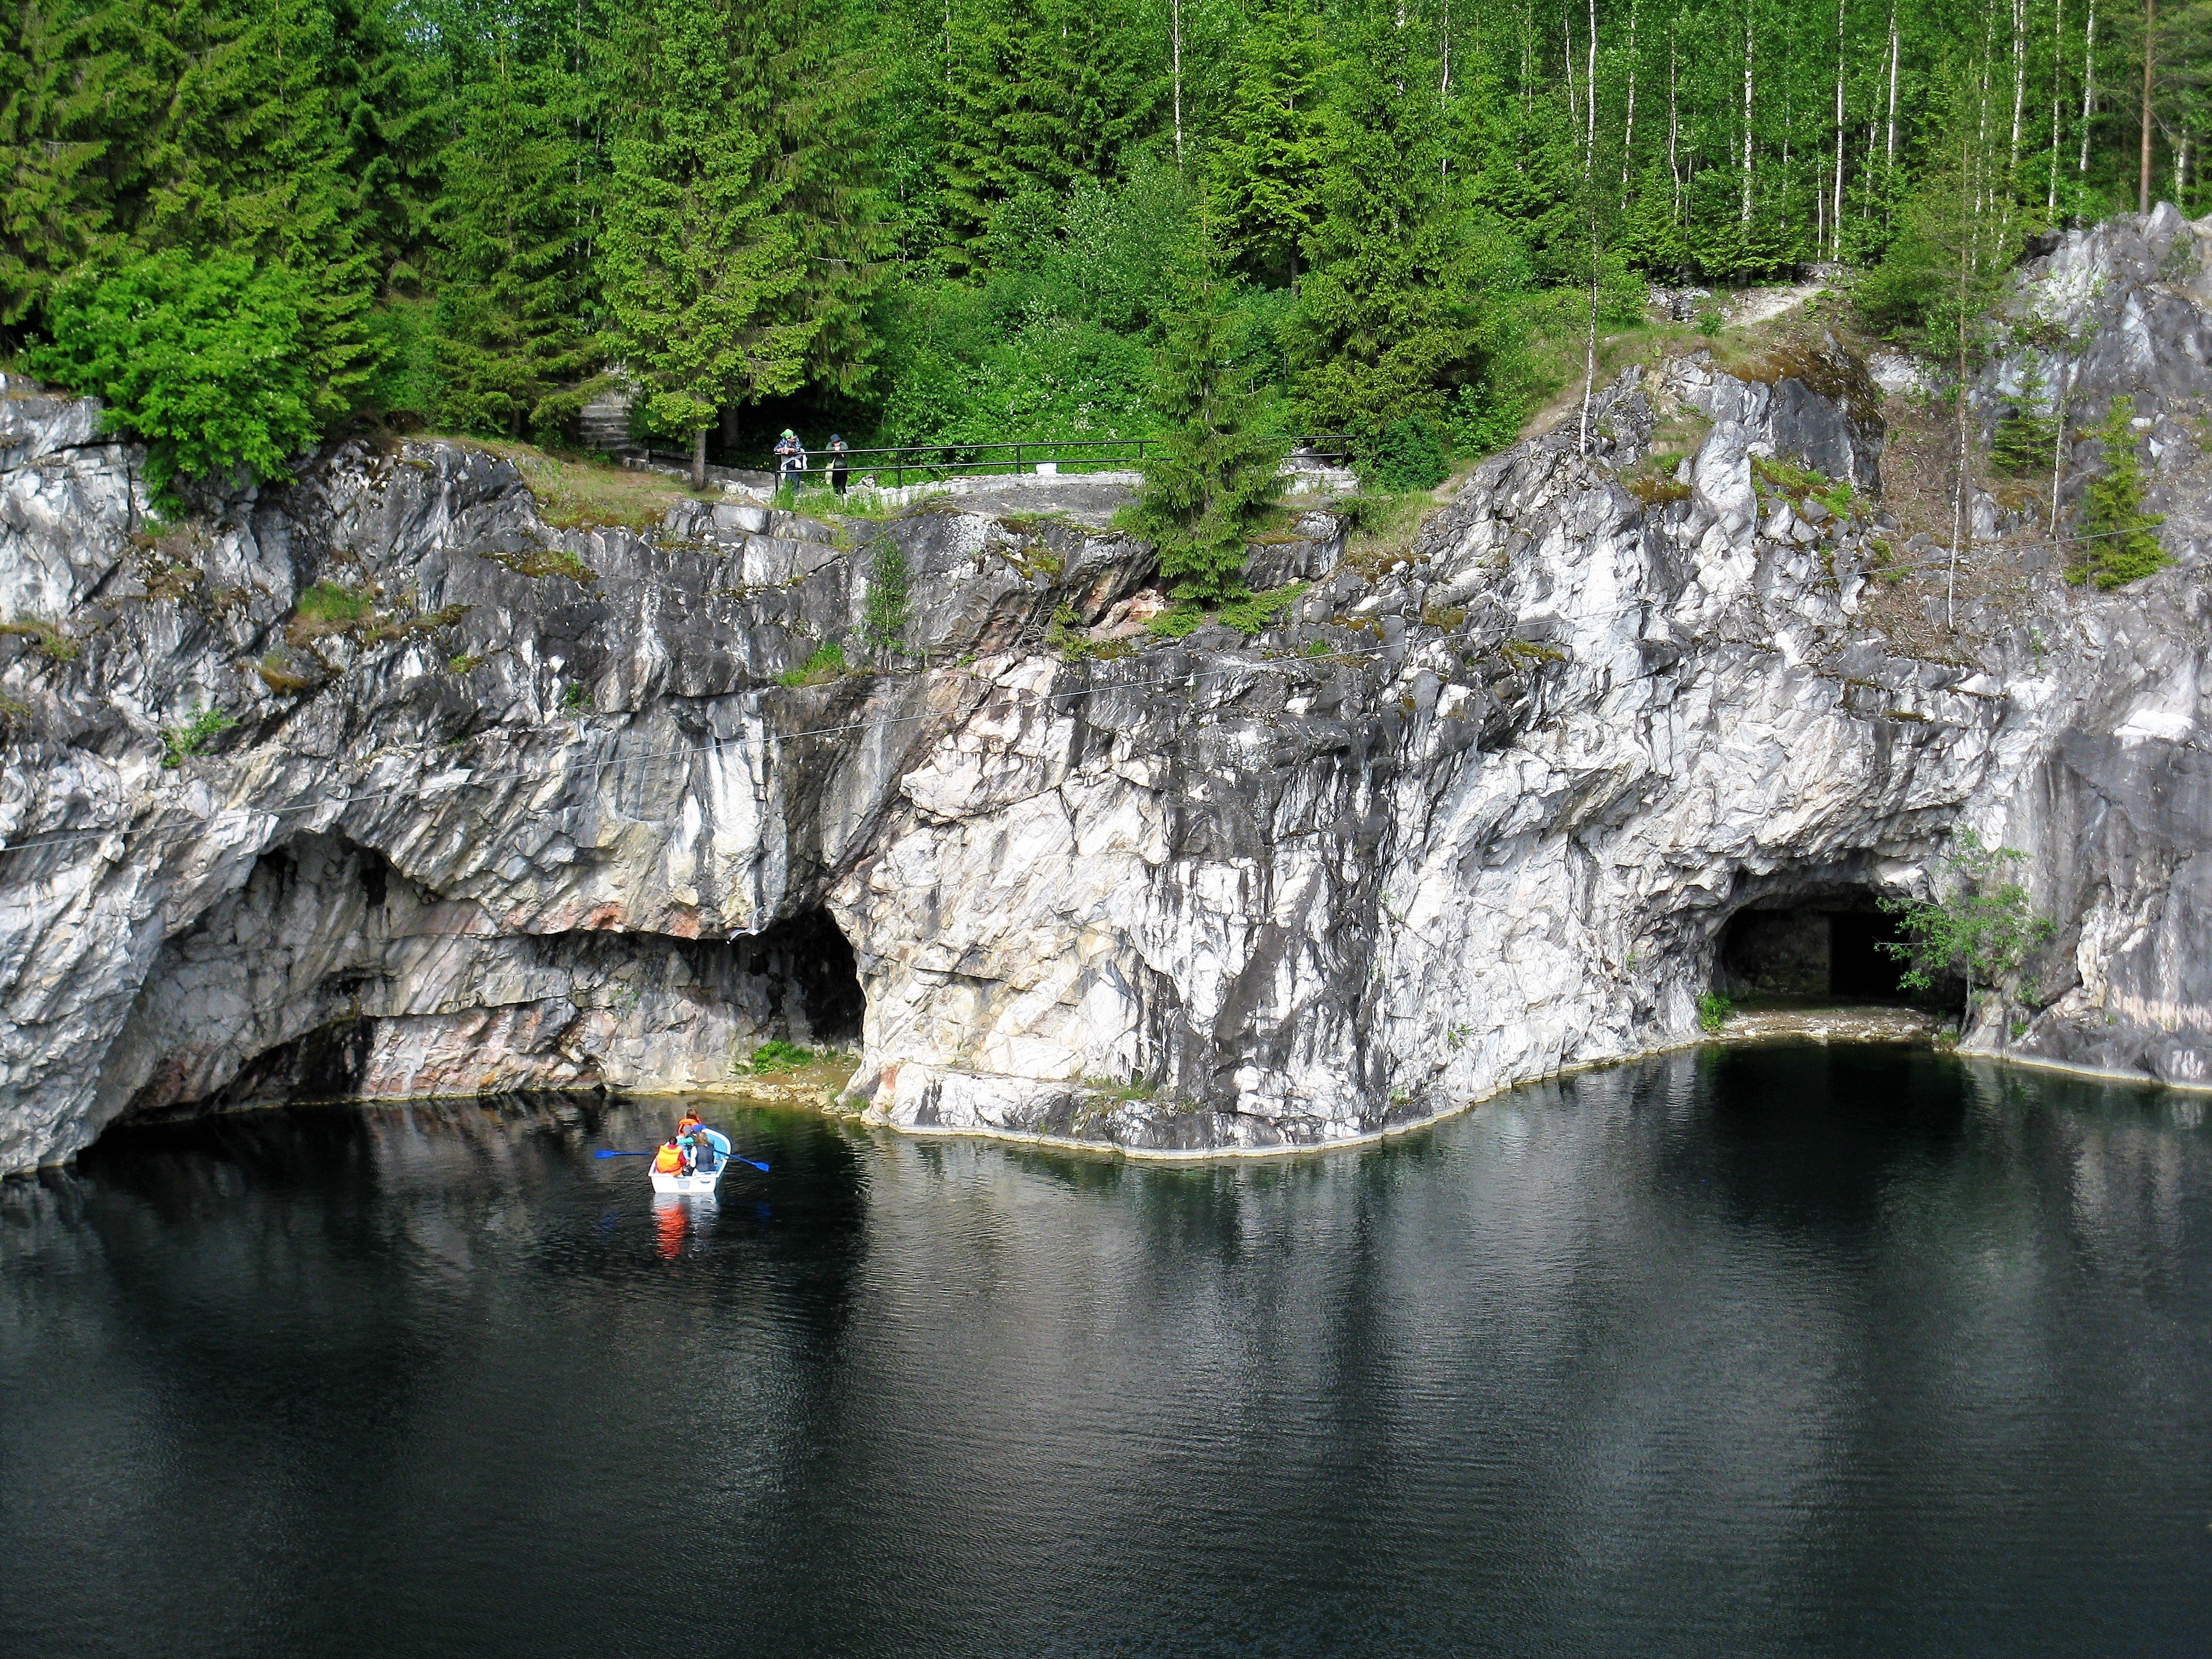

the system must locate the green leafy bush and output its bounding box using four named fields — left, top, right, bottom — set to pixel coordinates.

left=1696, top=992, right=1734, bottom=1034
left=1359, top=417, right=1449, bottom=492
left=1880, top=831, right=2057, bottom=1003
left=30, top=252, right=324, bottom=502
left=860, top=538, right=912, bottom=665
